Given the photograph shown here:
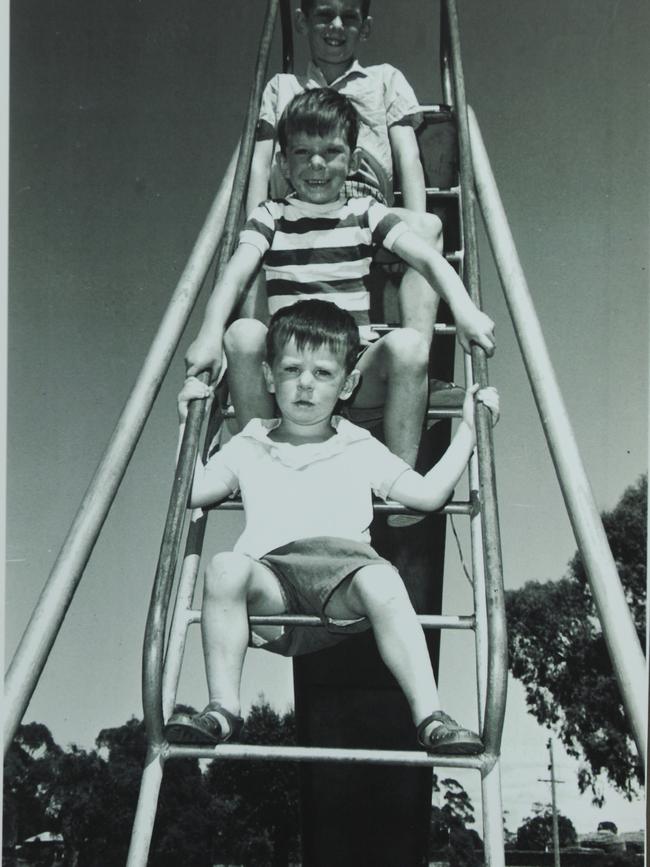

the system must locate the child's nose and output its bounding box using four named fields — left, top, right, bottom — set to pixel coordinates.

left=298, top=370, right=314, bottom=388
left=309, top=153, right=326, bottom=170
left=329, top=15, right=344, bottom=29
